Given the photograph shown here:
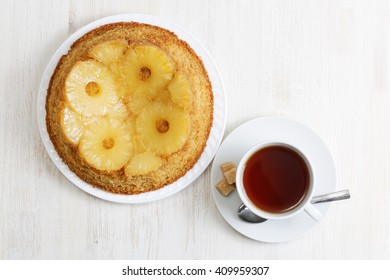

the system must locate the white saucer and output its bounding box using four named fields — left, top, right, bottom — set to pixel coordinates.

left=211, top=117, right=336, bottom=242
